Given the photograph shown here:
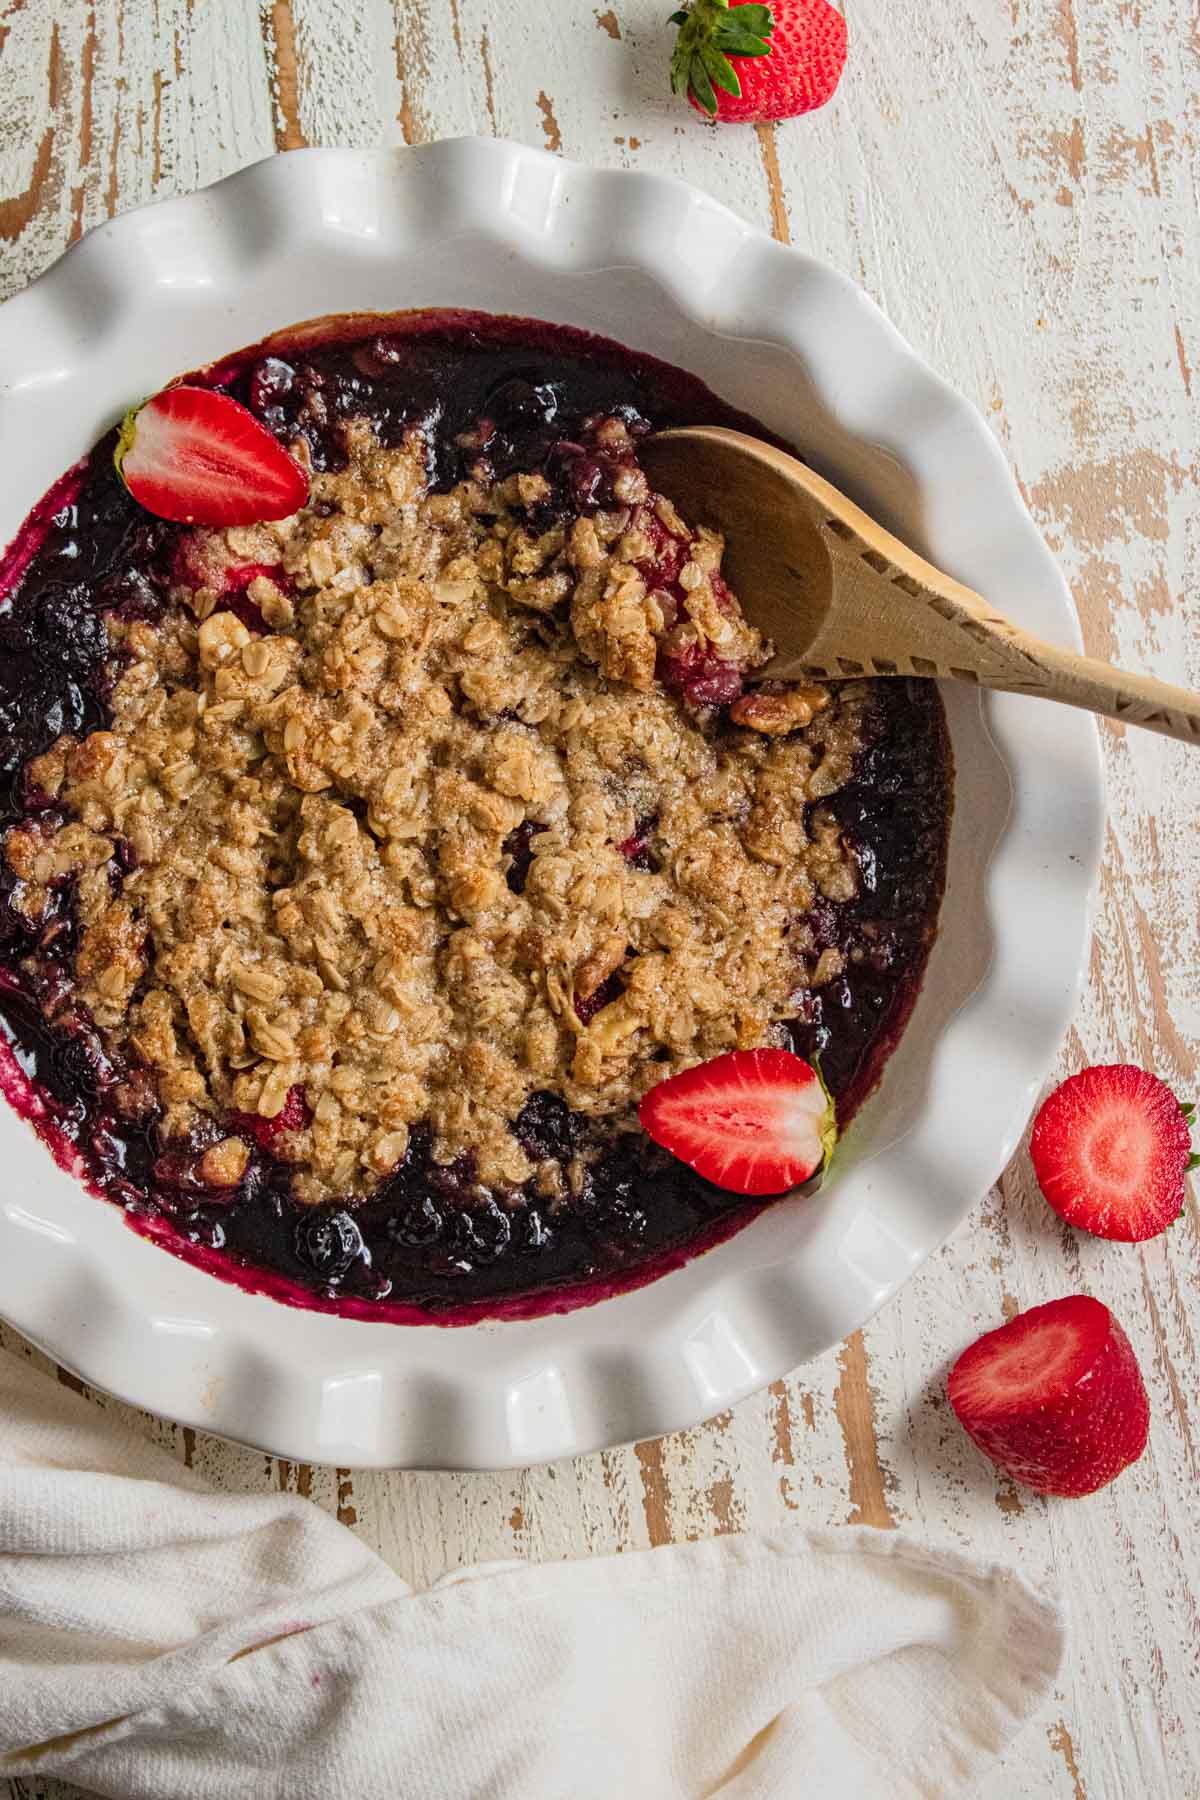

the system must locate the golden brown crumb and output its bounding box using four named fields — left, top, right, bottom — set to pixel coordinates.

left=730, top=684, right=830, bottom=735
left=198, top=1137, right=251, bottom=1187
left=4, top=419, right=866, bottom=1202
